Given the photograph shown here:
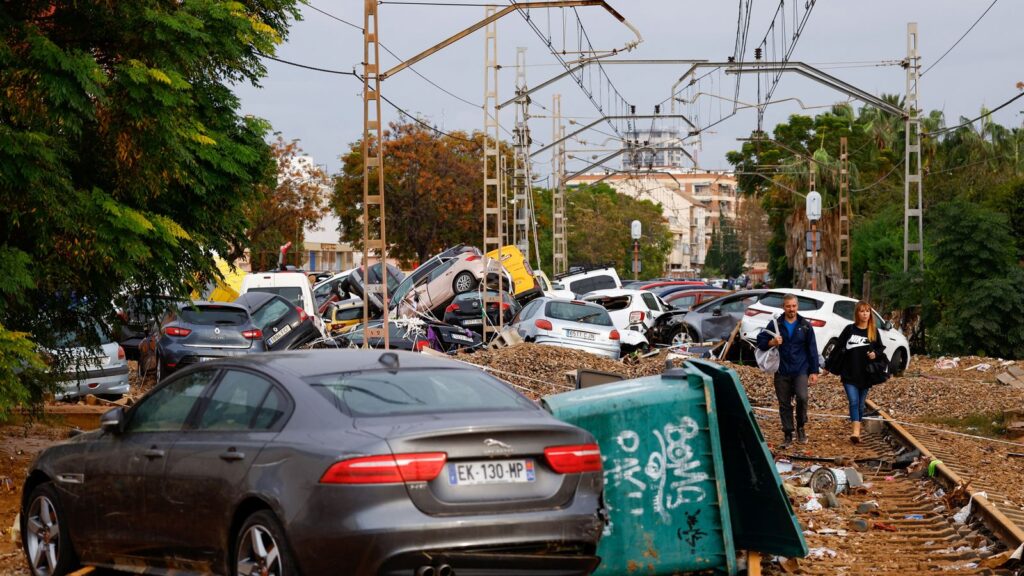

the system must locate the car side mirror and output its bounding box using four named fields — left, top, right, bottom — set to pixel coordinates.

left=712, top=307, right=723, bottom=317
left=100, top=407, right=125, bottom=435
left=883, top=320, right=894, bottom=330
